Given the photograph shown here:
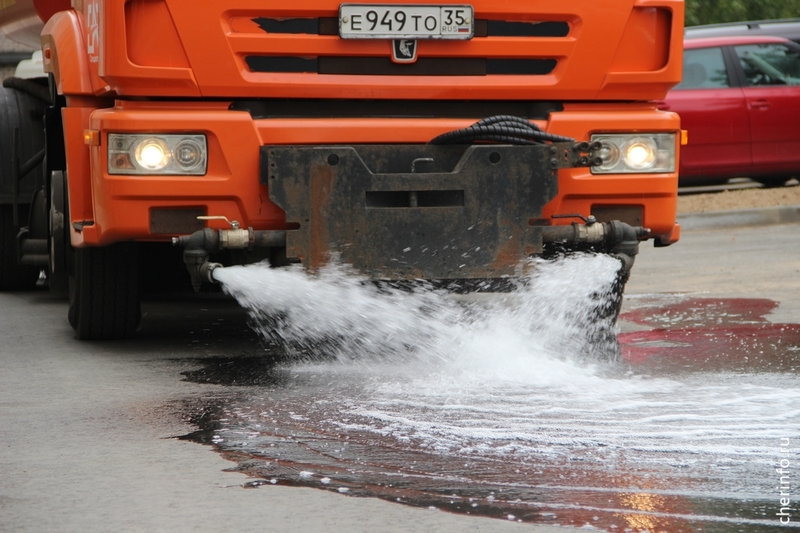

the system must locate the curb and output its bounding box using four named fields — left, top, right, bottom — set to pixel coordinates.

left=677, top=205, right=800, bottom=231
